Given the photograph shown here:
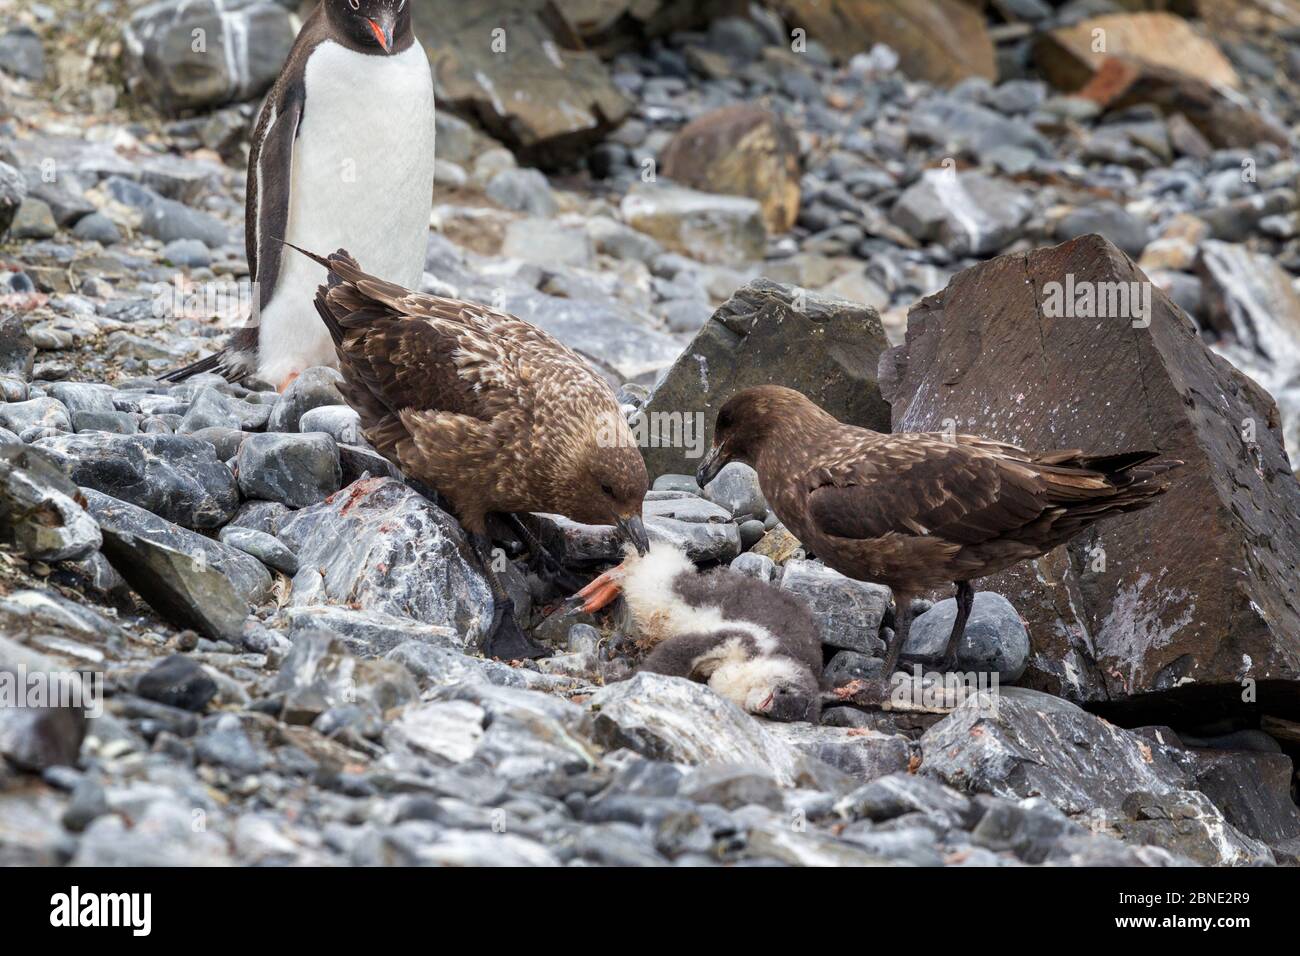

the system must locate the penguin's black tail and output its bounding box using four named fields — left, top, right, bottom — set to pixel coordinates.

left=157, top=325, right=257, bottom=384
left=159, top=351, right=225, bottom=383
